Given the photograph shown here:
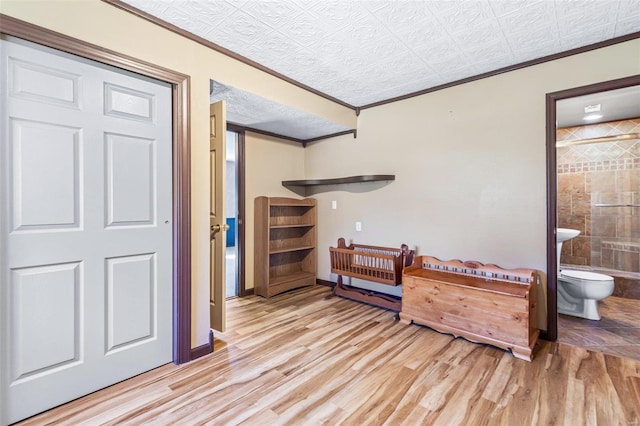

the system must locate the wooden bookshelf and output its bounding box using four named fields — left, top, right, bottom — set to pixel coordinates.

left=254, top=196, right=317, bottom=298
